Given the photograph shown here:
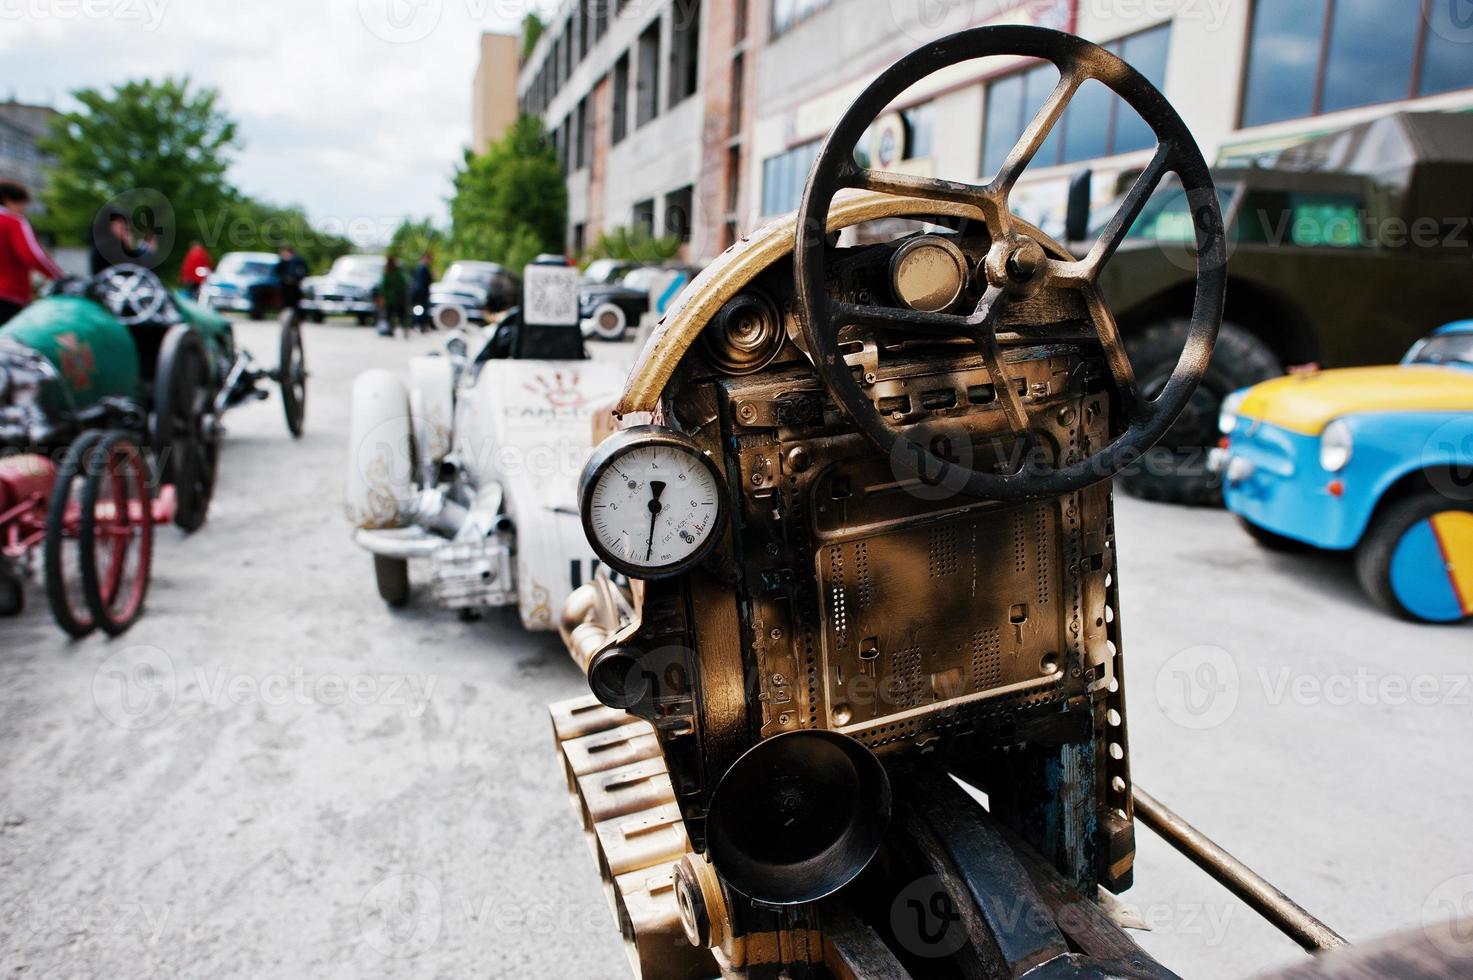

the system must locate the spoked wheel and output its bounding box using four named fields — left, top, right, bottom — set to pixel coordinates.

left=153, top=325, right=219, bottom=533
left=44, top=431, right=106, bottom=638
left=79, top=430, right=155, bottom=636
left=278, top=309, right=308, bottom=438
